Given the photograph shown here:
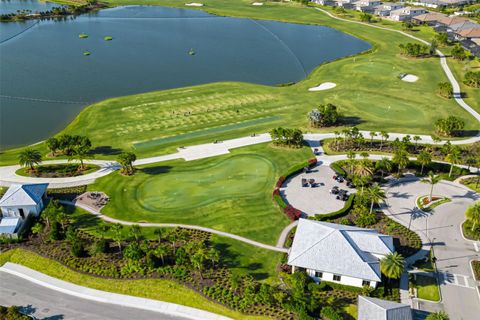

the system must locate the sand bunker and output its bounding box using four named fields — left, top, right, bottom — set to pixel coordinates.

left=185, top=3, right=204, bottom=6
left=401, top=74, right=418, bottom=82
left=252, top=2, right=264, bottom=5
left=308, top=82, right=337, bottom=91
